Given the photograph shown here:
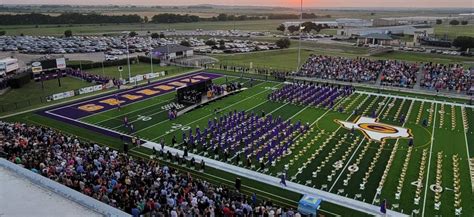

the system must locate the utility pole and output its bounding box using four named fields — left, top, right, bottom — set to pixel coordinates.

left=125, top=38, right=132, bottom=85
left=297, top=0, right=303, bottom=71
